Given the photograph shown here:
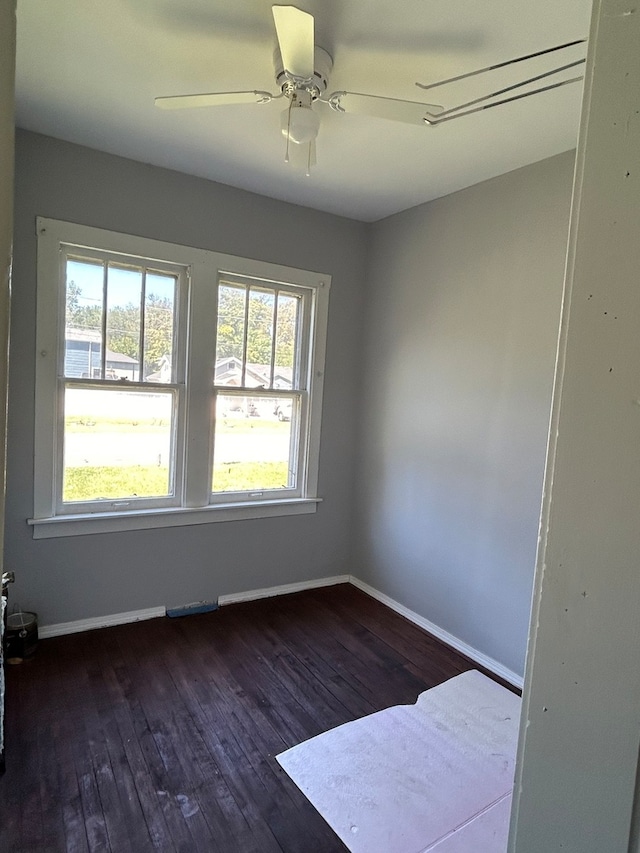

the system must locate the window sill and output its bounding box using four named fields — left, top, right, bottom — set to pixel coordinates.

left=27, top=498, right=321, bottom=539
